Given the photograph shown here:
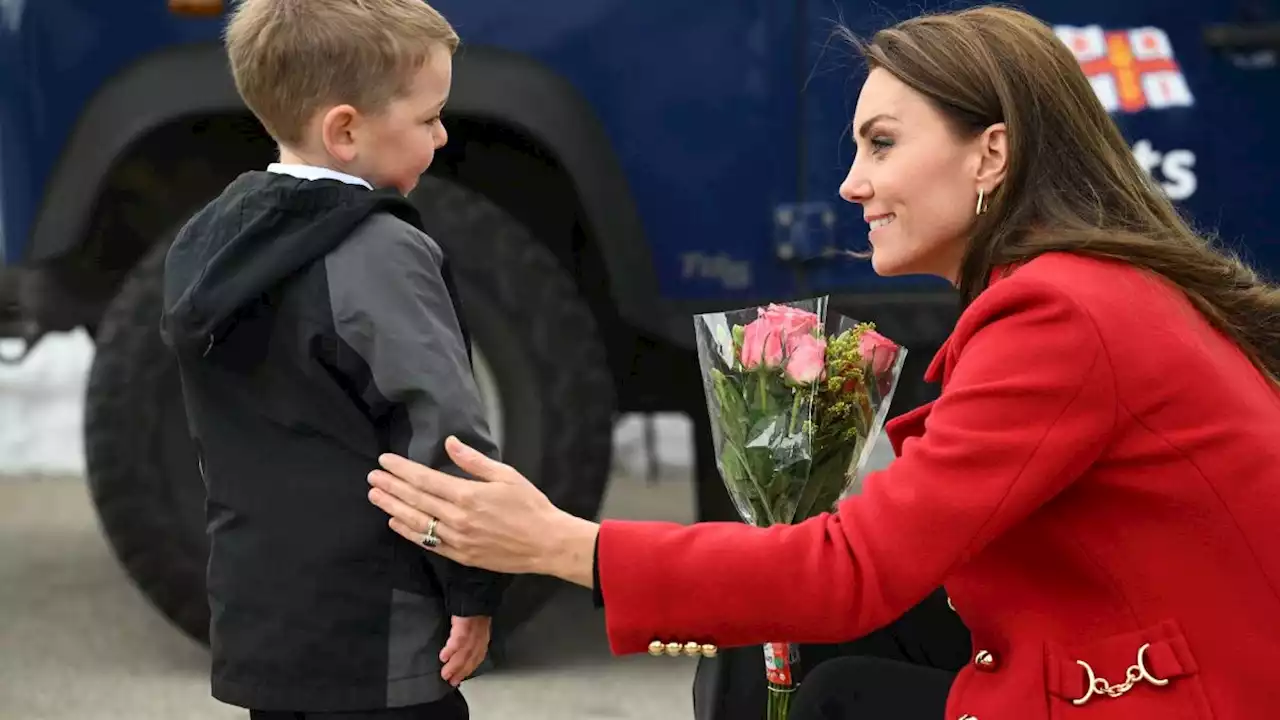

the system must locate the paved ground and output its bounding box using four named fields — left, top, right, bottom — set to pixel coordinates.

left=0, top=412, right=895, bottom=719
left=0, top=415, right=705, bottom=720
